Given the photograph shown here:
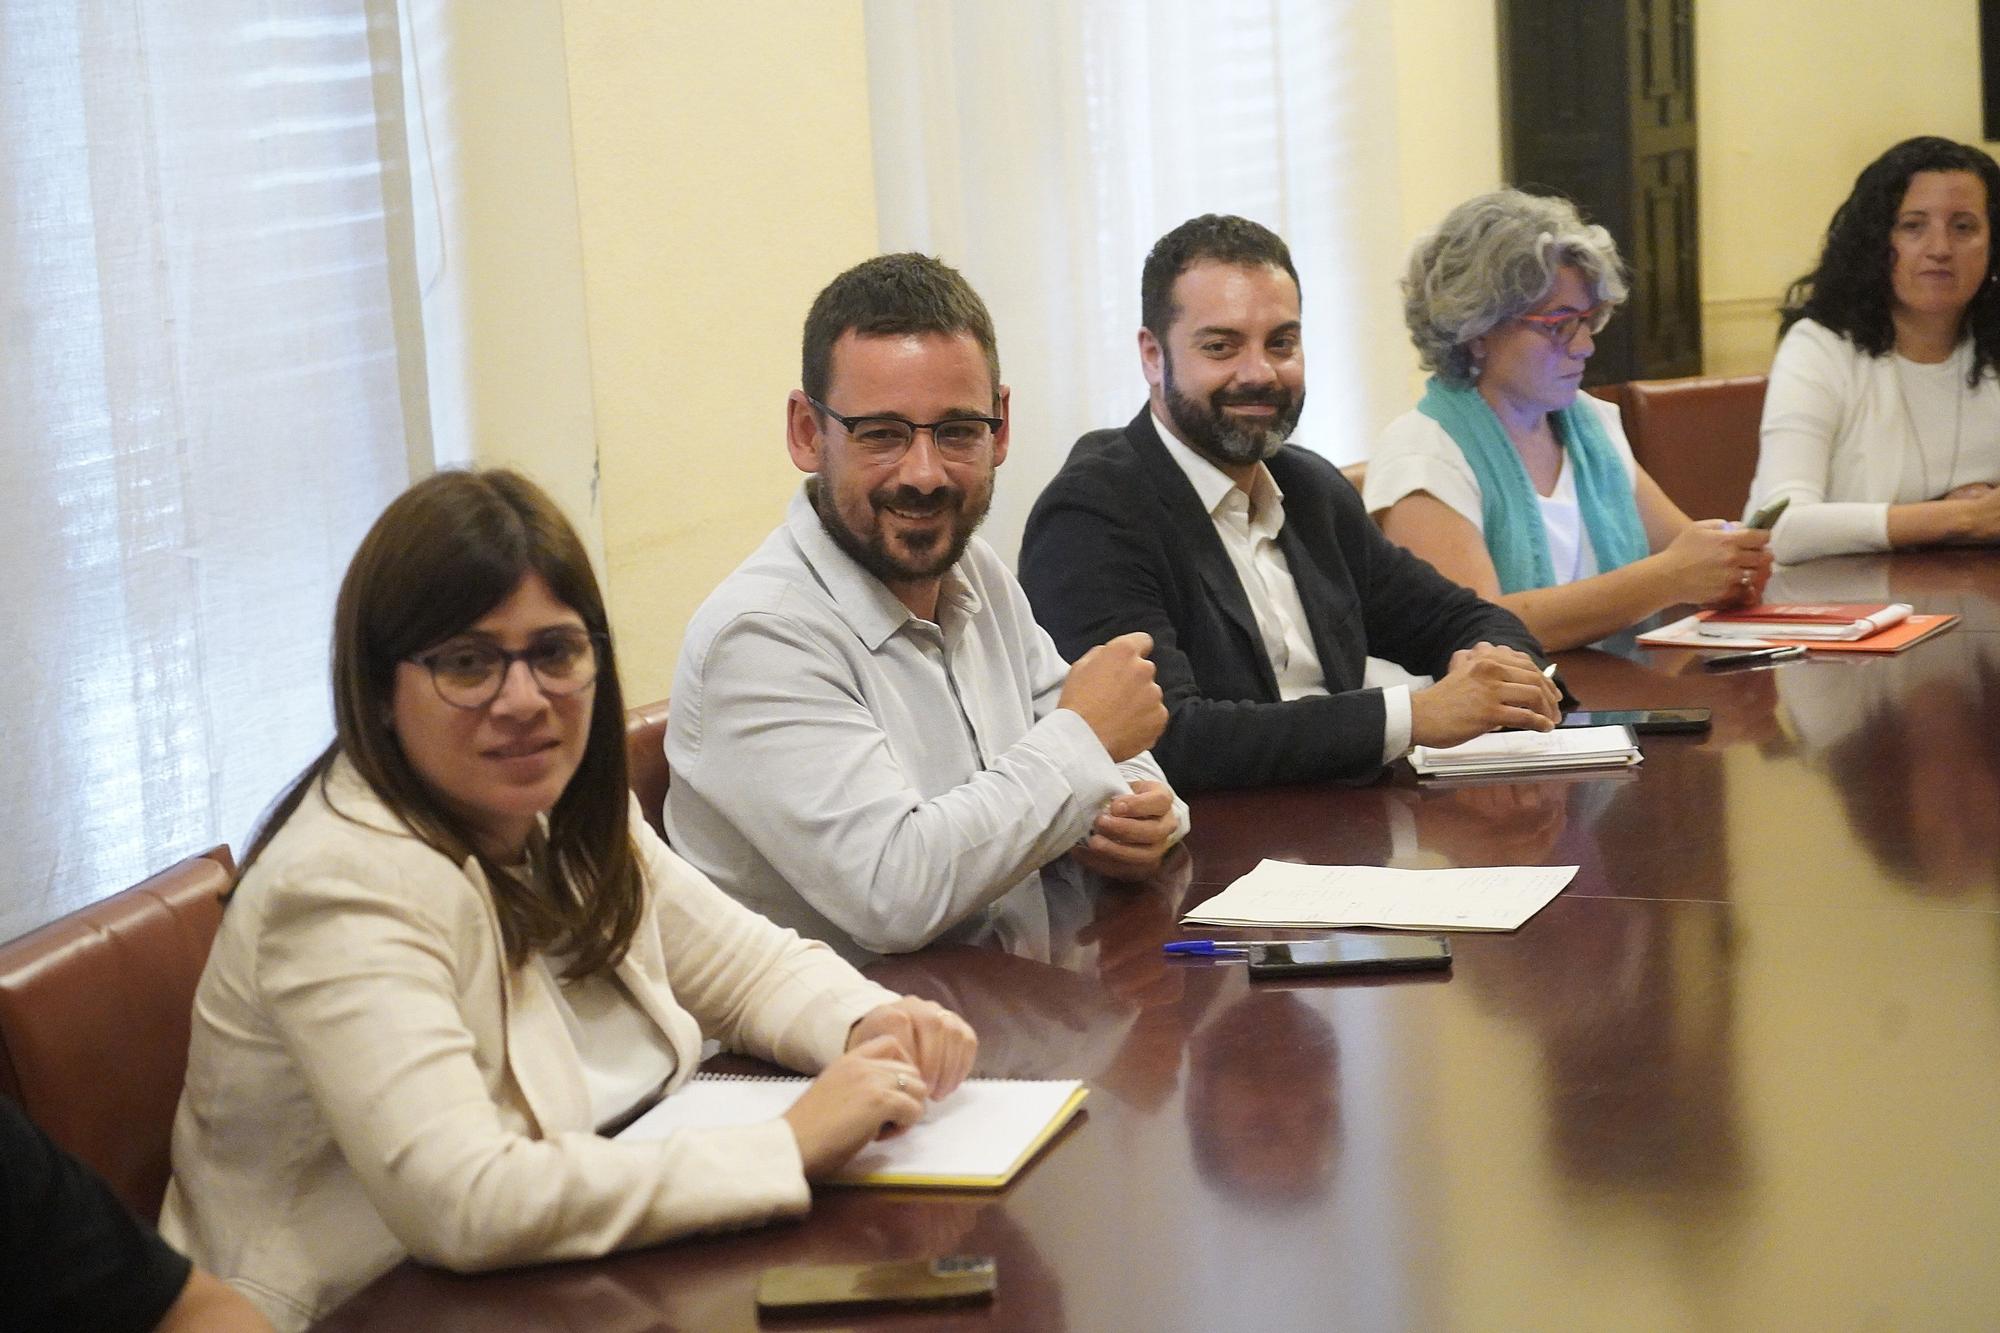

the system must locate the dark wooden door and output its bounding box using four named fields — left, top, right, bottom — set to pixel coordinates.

left=1500, top=0, right=1701, bottom=384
